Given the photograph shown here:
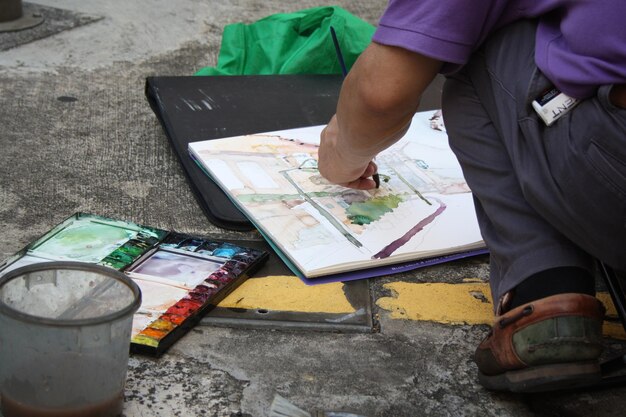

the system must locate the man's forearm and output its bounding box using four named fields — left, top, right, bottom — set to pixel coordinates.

left=336, top=43, right=440, bottom=162
left=318, top=42, right=442, bottom=188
